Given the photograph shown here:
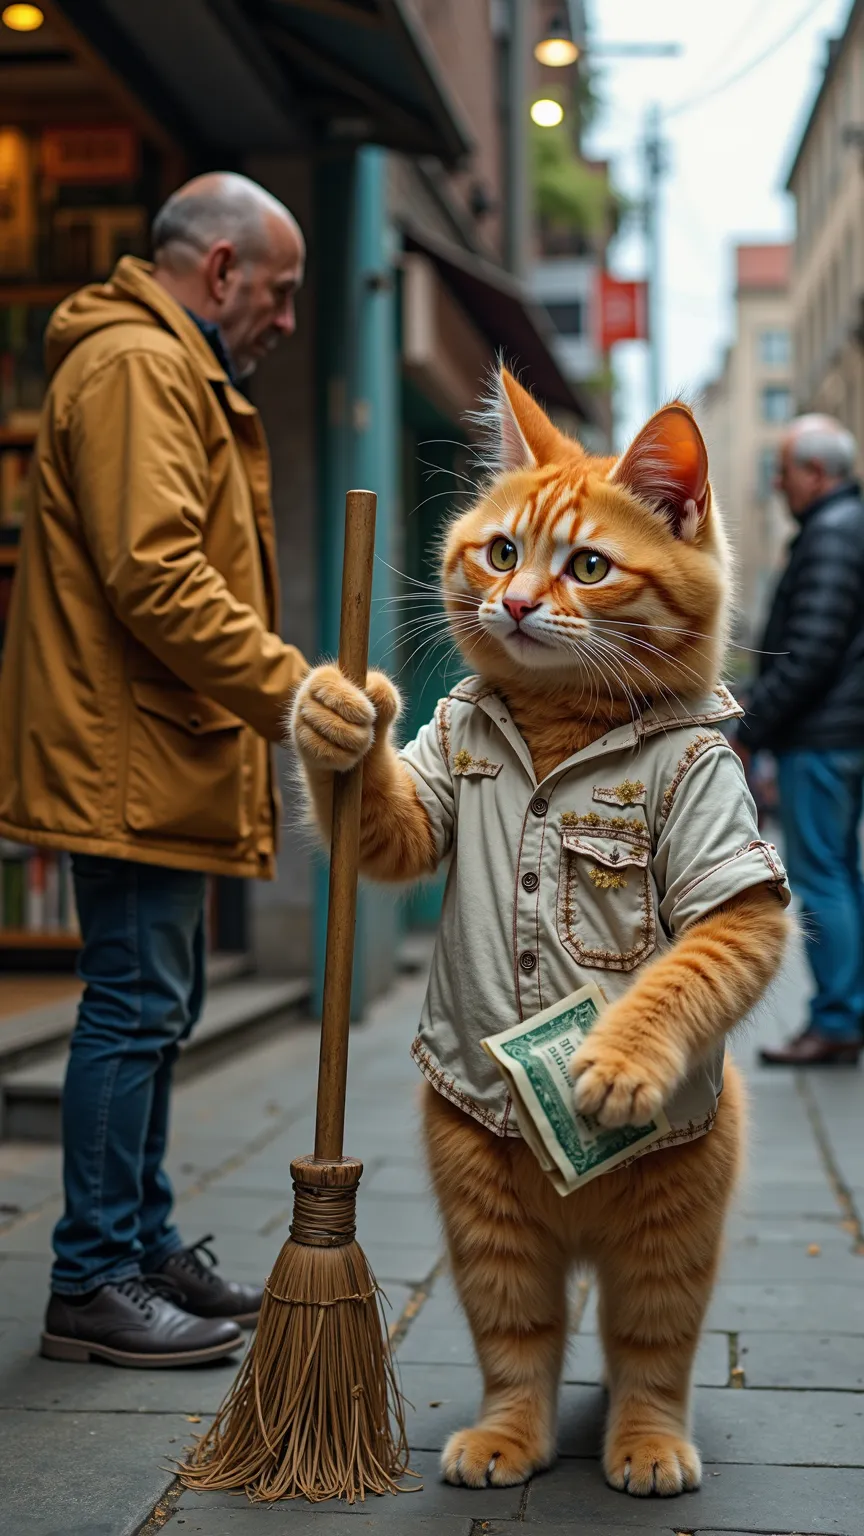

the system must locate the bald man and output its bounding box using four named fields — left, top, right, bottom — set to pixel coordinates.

left=738, top=415, right=864, bottom=1066
left=0, top=174, right=309, bottom=1365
